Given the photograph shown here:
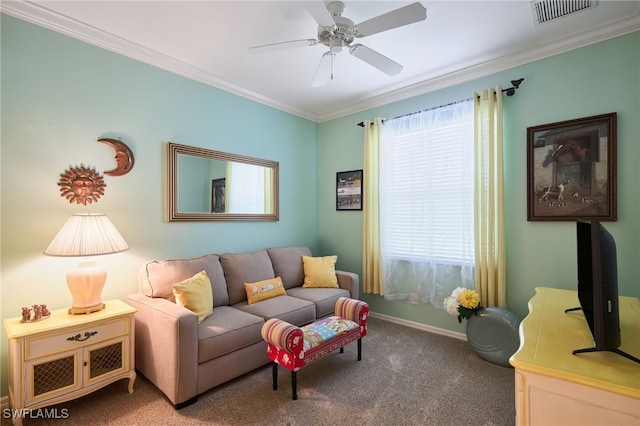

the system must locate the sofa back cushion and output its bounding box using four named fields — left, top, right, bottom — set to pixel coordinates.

left=221, top=249, right=275, bottom=305
left=139, top=254, right=229, bottom=306
left=266, top=246, right=311, bottom=289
